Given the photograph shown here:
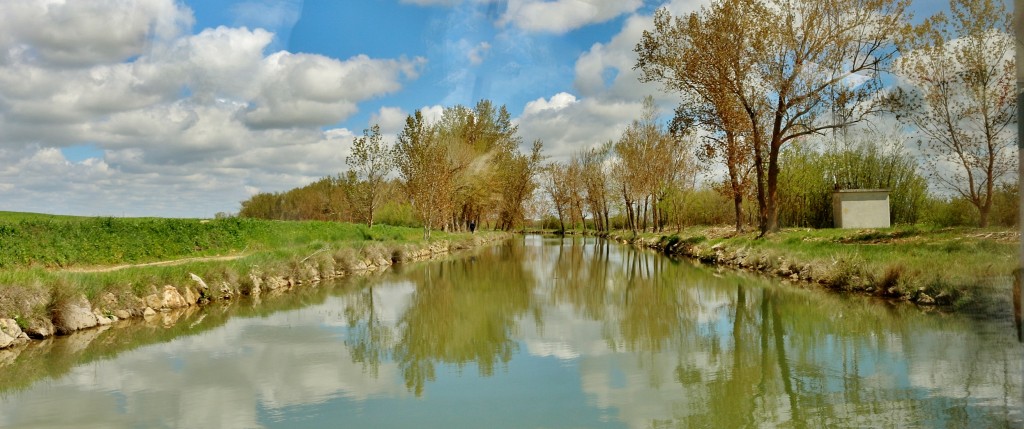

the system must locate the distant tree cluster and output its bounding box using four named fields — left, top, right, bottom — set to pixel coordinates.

left=239, top=175, right=358, bottom=222
left=240, top=100, right=543, bottom=238
left=542, top=96, right=698, bottom=235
